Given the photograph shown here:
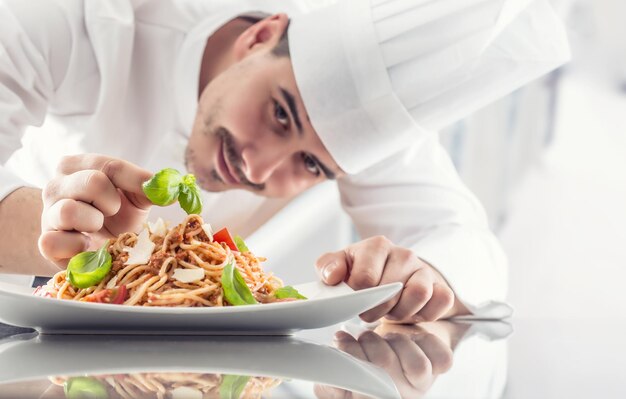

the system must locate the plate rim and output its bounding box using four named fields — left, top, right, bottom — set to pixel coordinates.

left=0, top=280, right=403, bottom=315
